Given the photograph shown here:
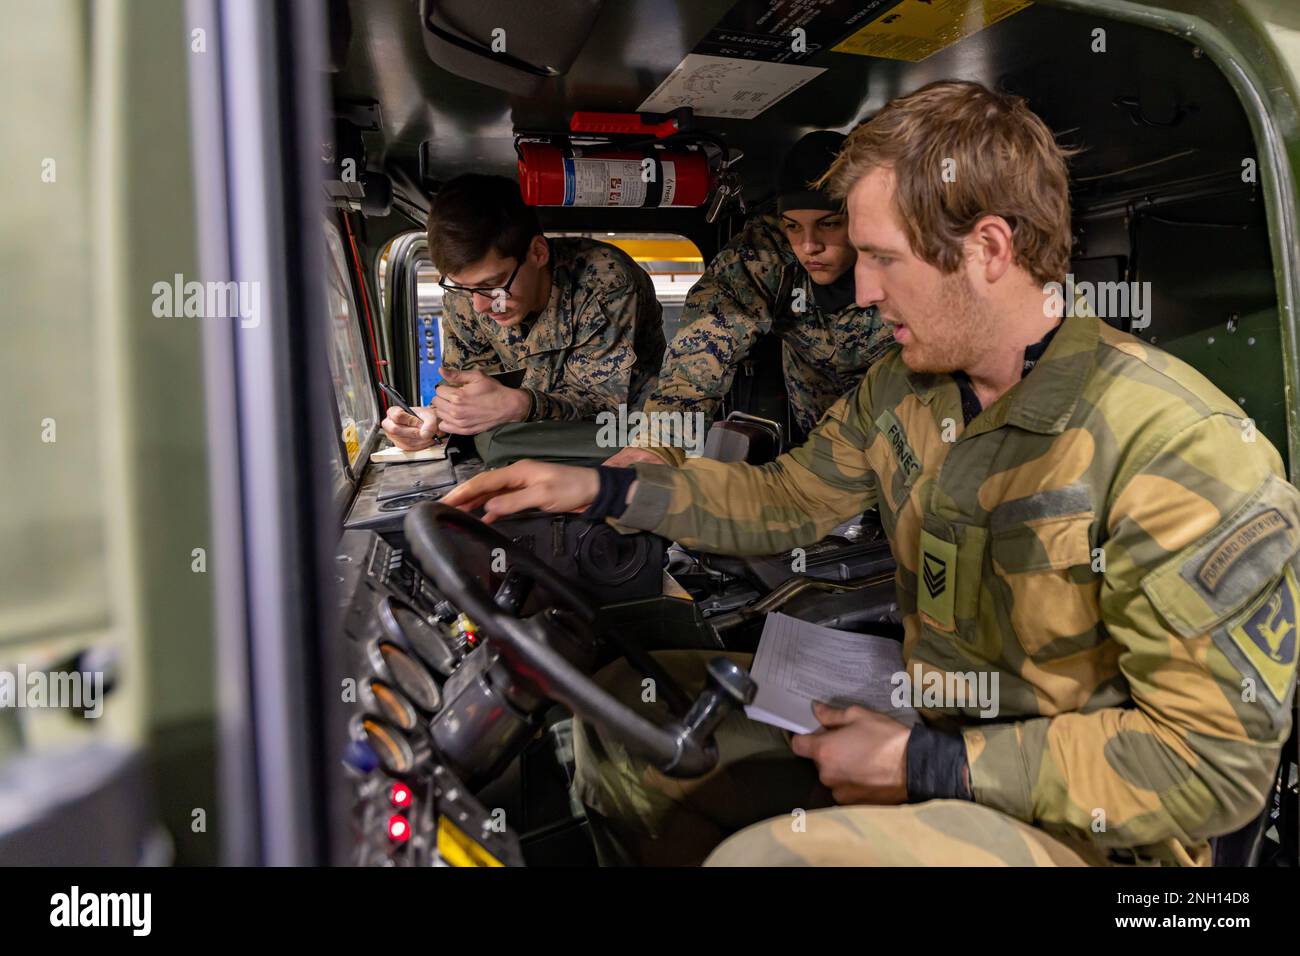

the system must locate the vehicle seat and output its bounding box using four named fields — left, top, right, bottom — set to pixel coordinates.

left=702, top=411, right=783, bottom=465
